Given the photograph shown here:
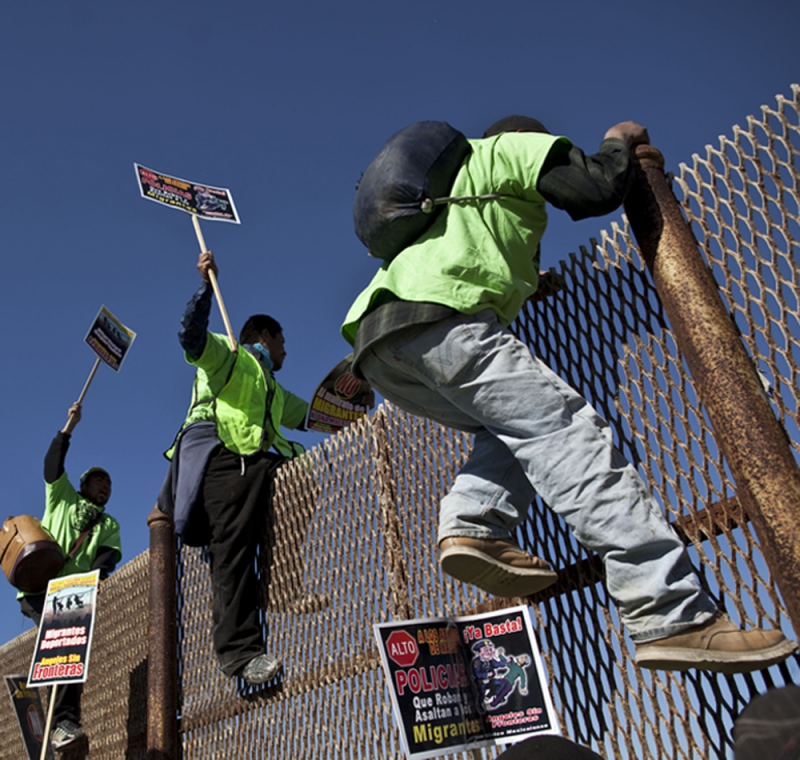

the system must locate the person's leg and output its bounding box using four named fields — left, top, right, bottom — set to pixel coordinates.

left=438, top=428, right=535, bottom=538
left=360, top=311, right=712, bottom=638
left=201, top=448, right=275, bottom=679
left=361, top=310, right=796, bottom=670
left=435, top=431, right=558, bottom=594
